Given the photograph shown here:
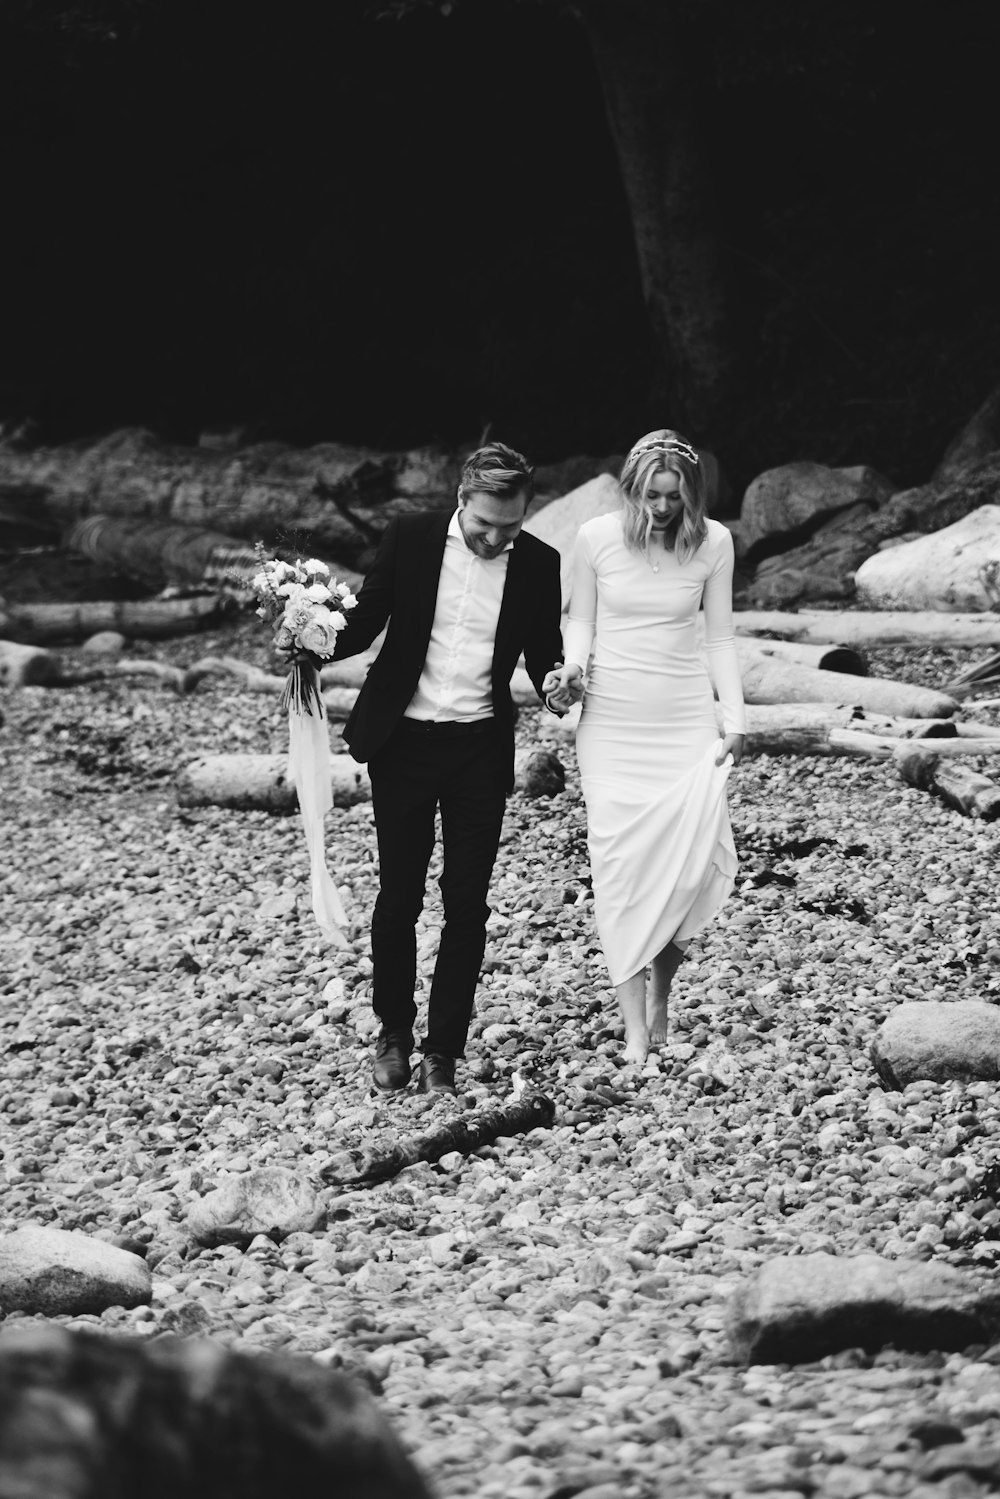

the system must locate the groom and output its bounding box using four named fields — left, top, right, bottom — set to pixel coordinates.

left=331, top=442, right=576, bottom=1095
